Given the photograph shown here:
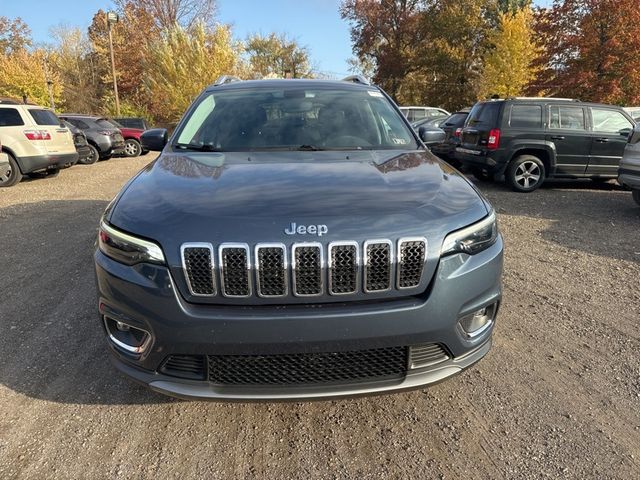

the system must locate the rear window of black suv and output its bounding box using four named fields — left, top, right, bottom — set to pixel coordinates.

left=466, top=102, right=501, bottom=127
